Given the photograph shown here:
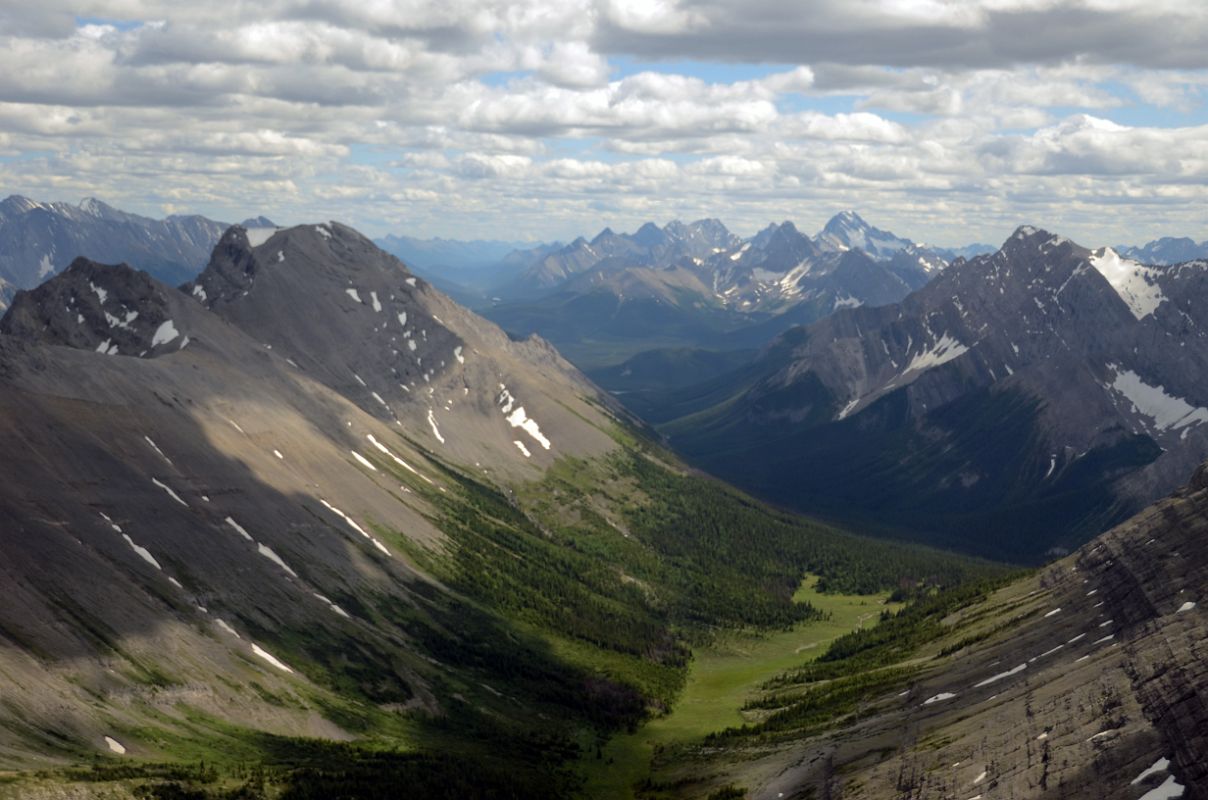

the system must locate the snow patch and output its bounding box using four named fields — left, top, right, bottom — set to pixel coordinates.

left=90, top=281, right=109, bottom=305
left=1107, top=364, right=1208, bottom=432
left=1089, top=247, right=1166, bottom=320
left=345, top=288, right=362, bottom=303
left=903, top=333, right=968, bottom=376
left=257, top=543, right=298, bottom=577
left=351, top=450, right=378, bottom=471
left=319, top=499, right=391, bottom=555
left=1044, top=607, right=1061, bottom=618
left=152, top=478, right=188, bottom=507
left=244, top=227, right=277, bottom=247
left=513, top=440, right=532, bottom=458
left=370, top=291, right=382, bottom=312
left=215, top=619, right=241, bottom=638
left=366, top=434, right=431, bottom=483
left=427, top=409, right=445, bottom=443
left=224, top=517, right=254, bottom=542
left=314, top=593, right=351, bottom=619
left=151, top=320, right=179, bottom=347
left=506, top=407, right=552, bottom=449
left=922, top=692, right=956, bottom=705
left=973, top=663, right=1026, bottom=688
left=251, top=643, right=294, bottom=673
left=144, top=436, right=171, bottom=464
left=1177, top=600, right=1196, bottom=613
left=104, top=736, right=126, bottom=754
left=1138, top=775, right=1185, bottom=800
left=122, top=534, right=161, bottom=570
left=454, top=345, right=464, bottom=364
